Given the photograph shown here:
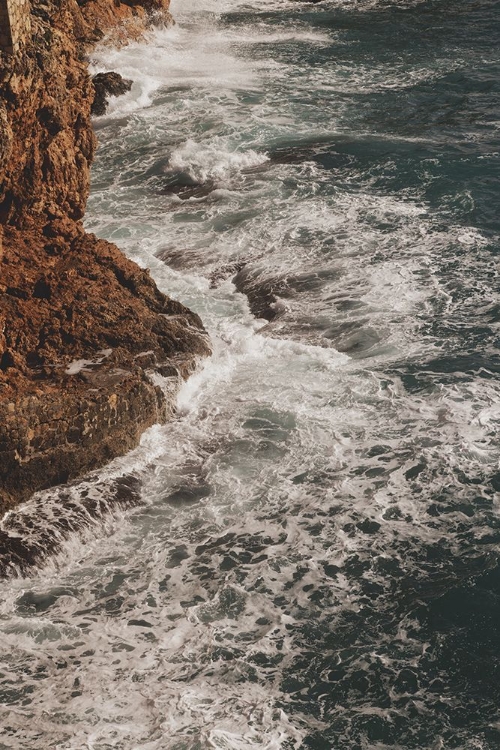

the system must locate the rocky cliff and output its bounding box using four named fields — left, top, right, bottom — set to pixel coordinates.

left=0, top=0, right=210, bottom=514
